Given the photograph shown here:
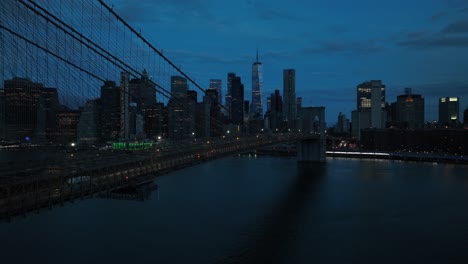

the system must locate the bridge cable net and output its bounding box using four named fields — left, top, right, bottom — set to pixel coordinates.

left=0, top=0, right=239, bottom=193
left=0, top=0, right=227, bottom=147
